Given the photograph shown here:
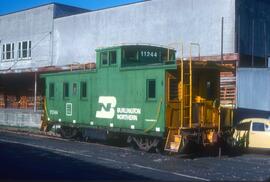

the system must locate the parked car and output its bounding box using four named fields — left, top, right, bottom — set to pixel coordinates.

left=233, top=118, right=270, bottom=150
